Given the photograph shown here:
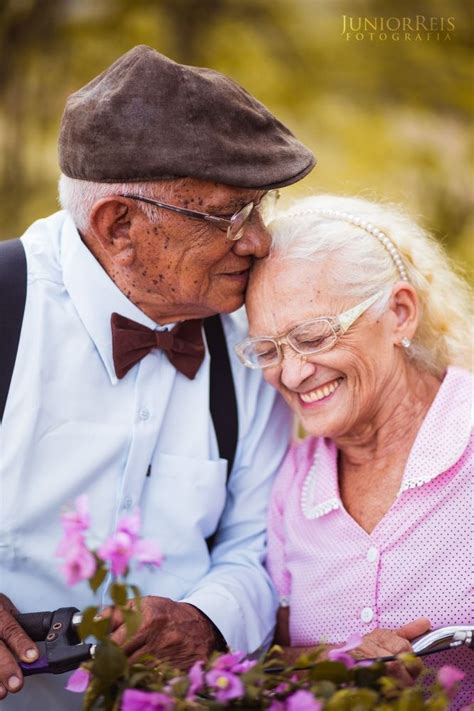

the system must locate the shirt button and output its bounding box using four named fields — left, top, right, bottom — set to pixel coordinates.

left=139, top=408, right=150, bottom=421
left=366, top=546, right=378, bottom=563
left=361, top=607, right=374, bottom=623
left=123, top=497, right=133, bottom=510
